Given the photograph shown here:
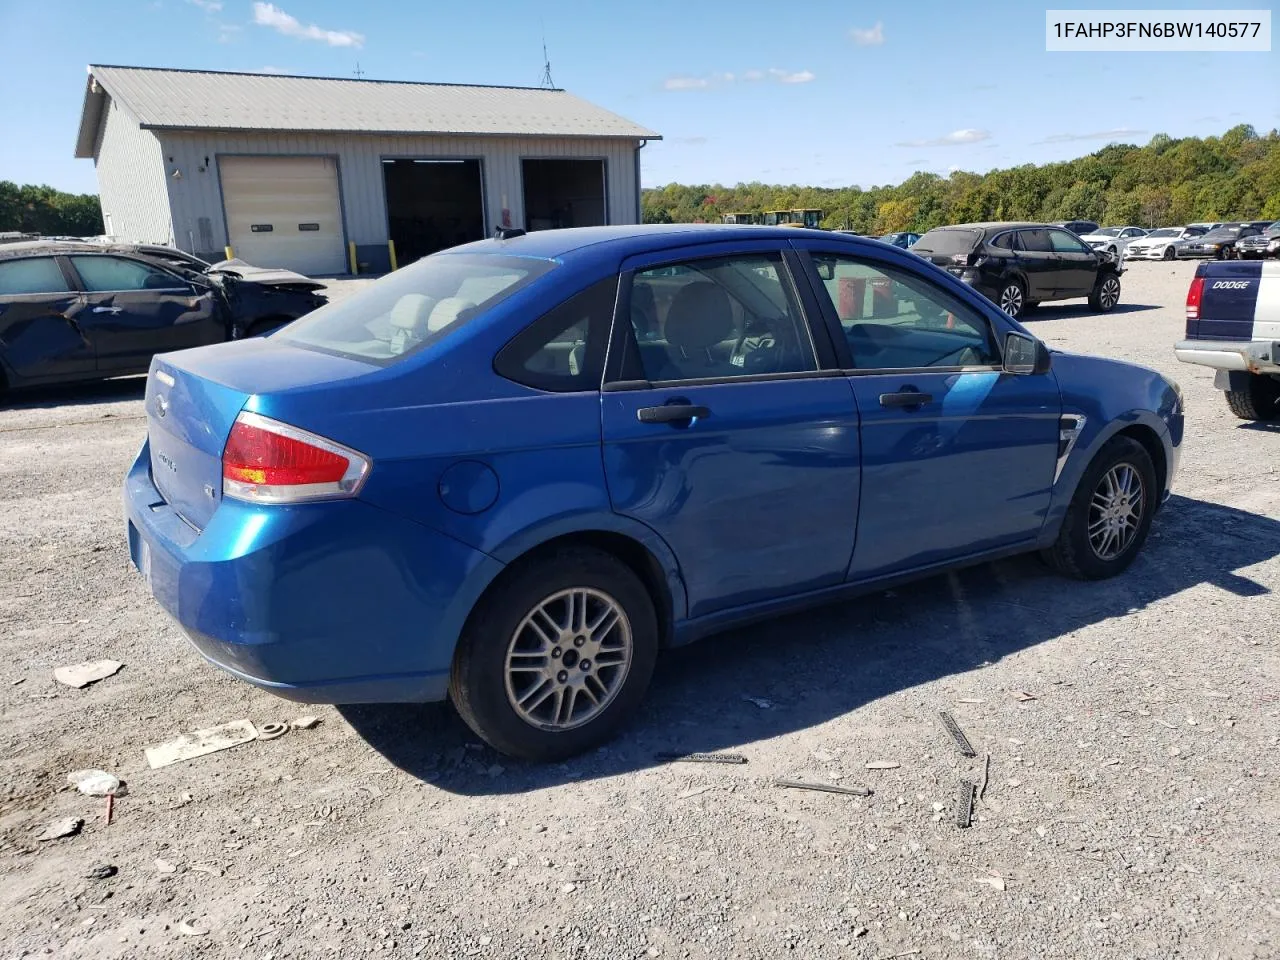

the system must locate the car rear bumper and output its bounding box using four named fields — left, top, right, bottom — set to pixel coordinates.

left=1174, top=339, right=1280, bottom=375
left=123, top=439, right=502, bottom=704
